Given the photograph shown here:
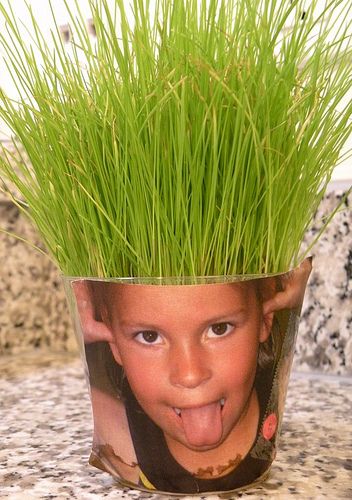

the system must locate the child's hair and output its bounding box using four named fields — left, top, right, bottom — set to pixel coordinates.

left=82, top=277, right=287, bottom=397
left=85, top=340, right=124, bottom=399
